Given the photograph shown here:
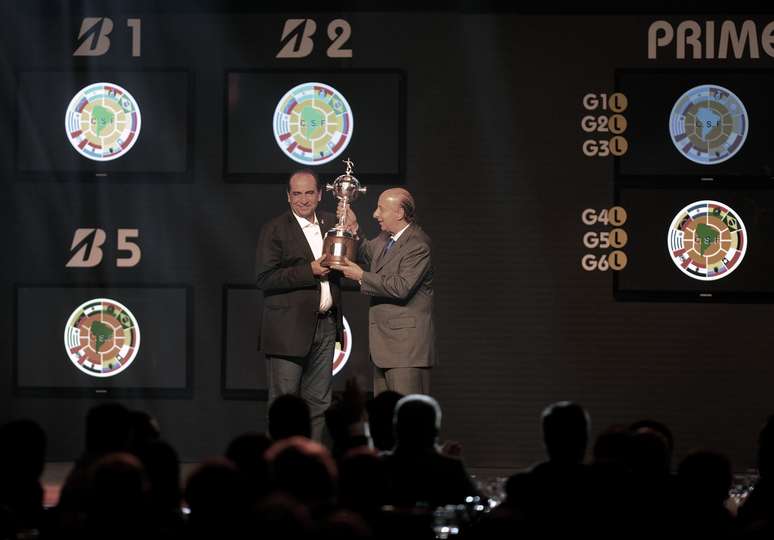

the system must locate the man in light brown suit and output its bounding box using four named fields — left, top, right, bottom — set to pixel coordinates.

left=333, top=188, right=436, bottom=395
